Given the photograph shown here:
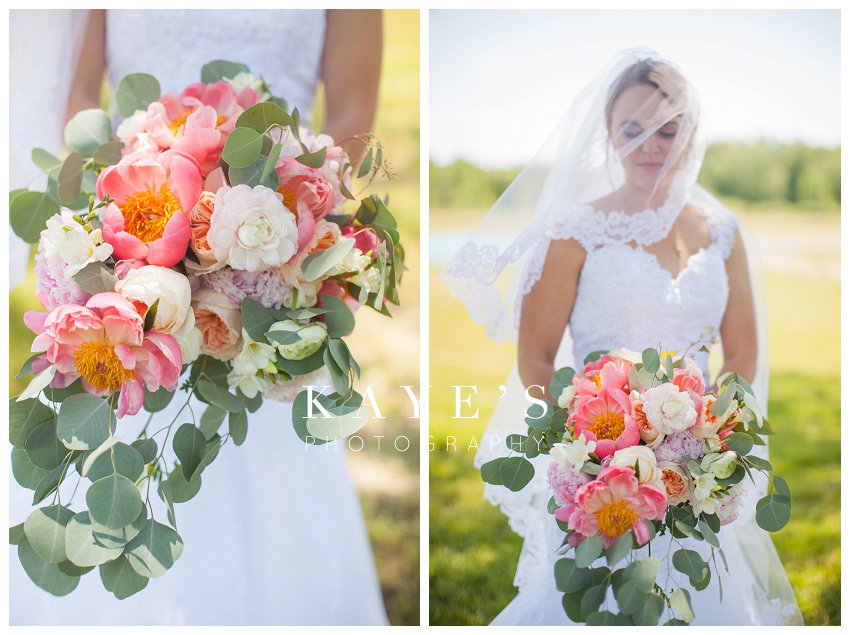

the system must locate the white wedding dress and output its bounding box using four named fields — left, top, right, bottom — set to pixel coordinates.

left=8, top=9, right=388, bottom=626
left=475, top=199, right=804, bottom=625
